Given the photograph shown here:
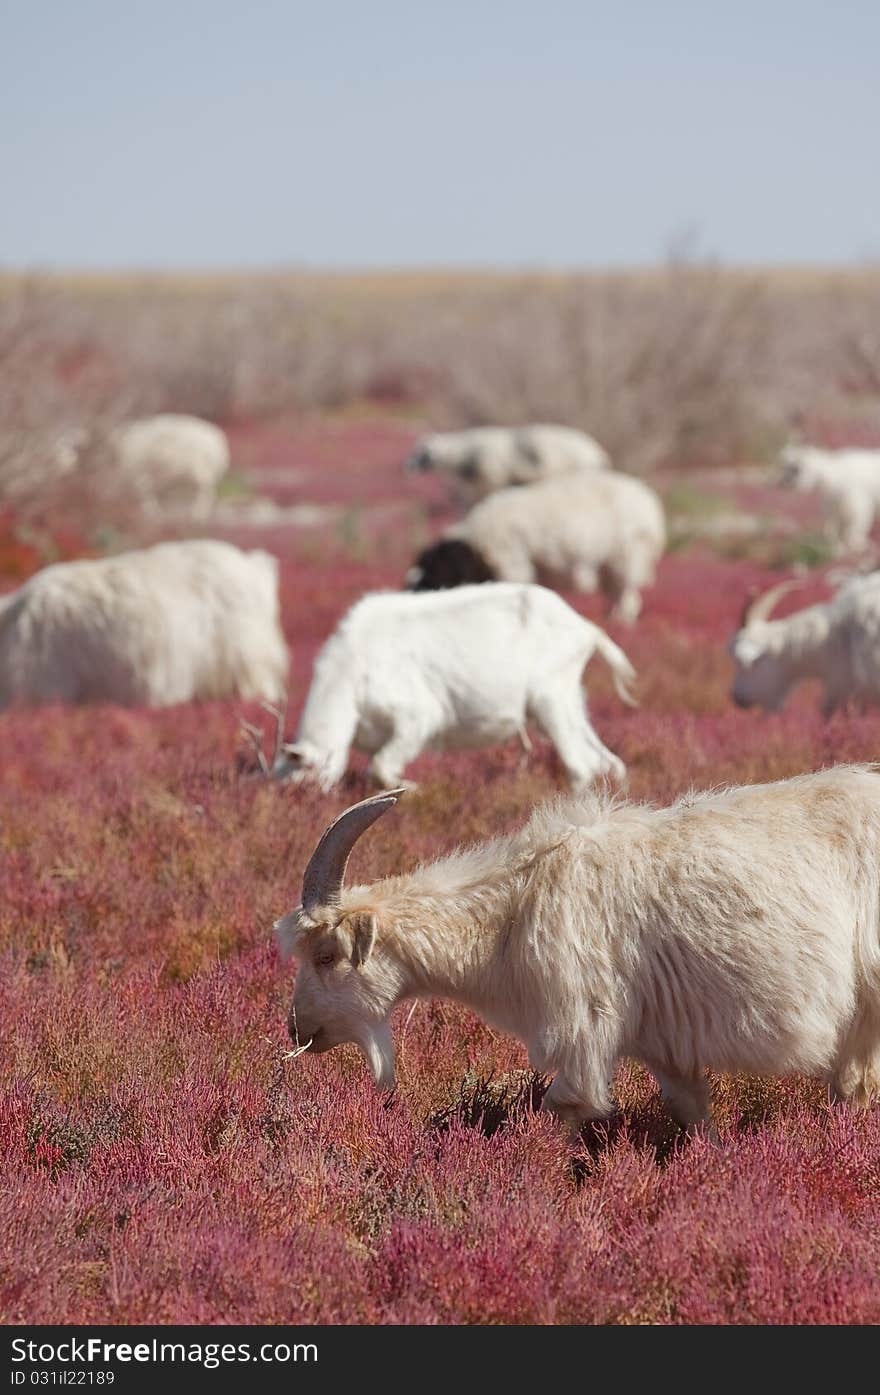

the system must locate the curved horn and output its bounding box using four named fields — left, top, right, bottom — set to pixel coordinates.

left=741, top=578, right=803, bottom=629
left=301, top=788, right=406, bottom=913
